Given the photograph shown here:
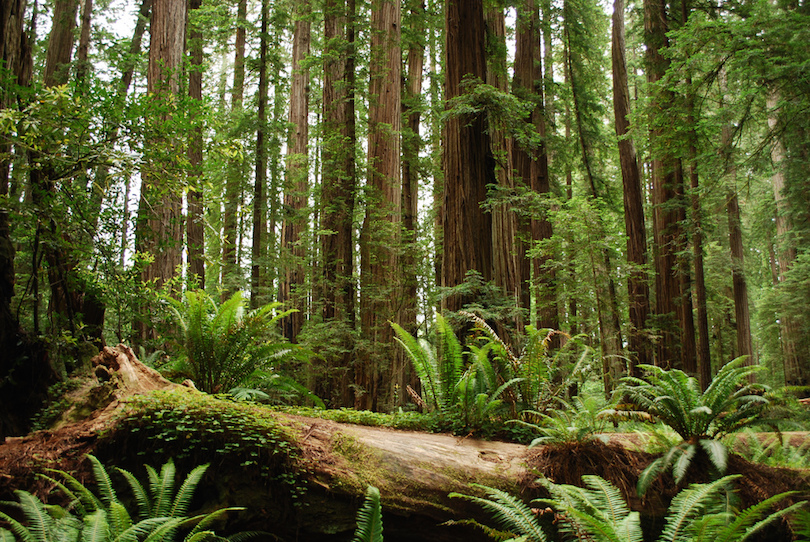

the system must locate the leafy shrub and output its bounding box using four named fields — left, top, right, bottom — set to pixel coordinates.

left=517, top=395, right=612, bottom=447
left=167, top=290, right=305, bottom=393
